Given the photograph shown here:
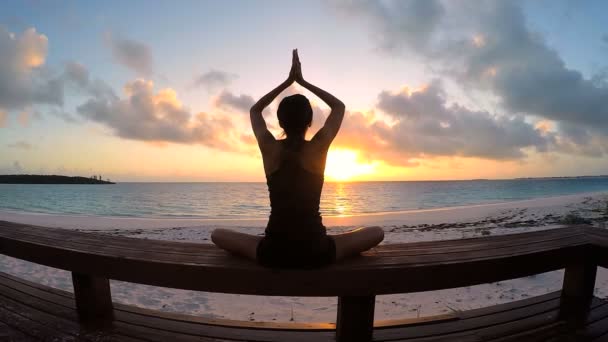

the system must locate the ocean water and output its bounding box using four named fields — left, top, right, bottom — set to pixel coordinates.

left=1, top=178, right=608, bottom=219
